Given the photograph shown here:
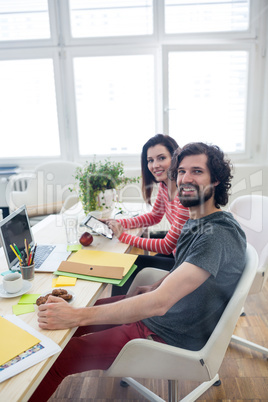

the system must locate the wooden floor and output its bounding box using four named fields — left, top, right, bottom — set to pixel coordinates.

left=49, top=248, right=268, bottom=402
